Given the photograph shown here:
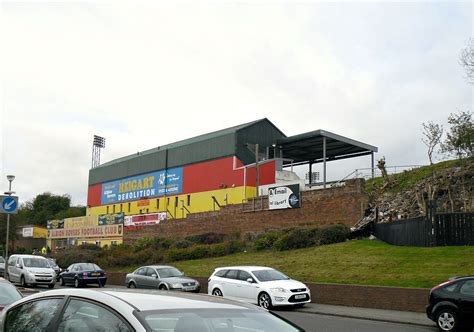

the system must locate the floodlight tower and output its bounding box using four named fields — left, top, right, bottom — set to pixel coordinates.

left=92, top=135, right=106, bottom=168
